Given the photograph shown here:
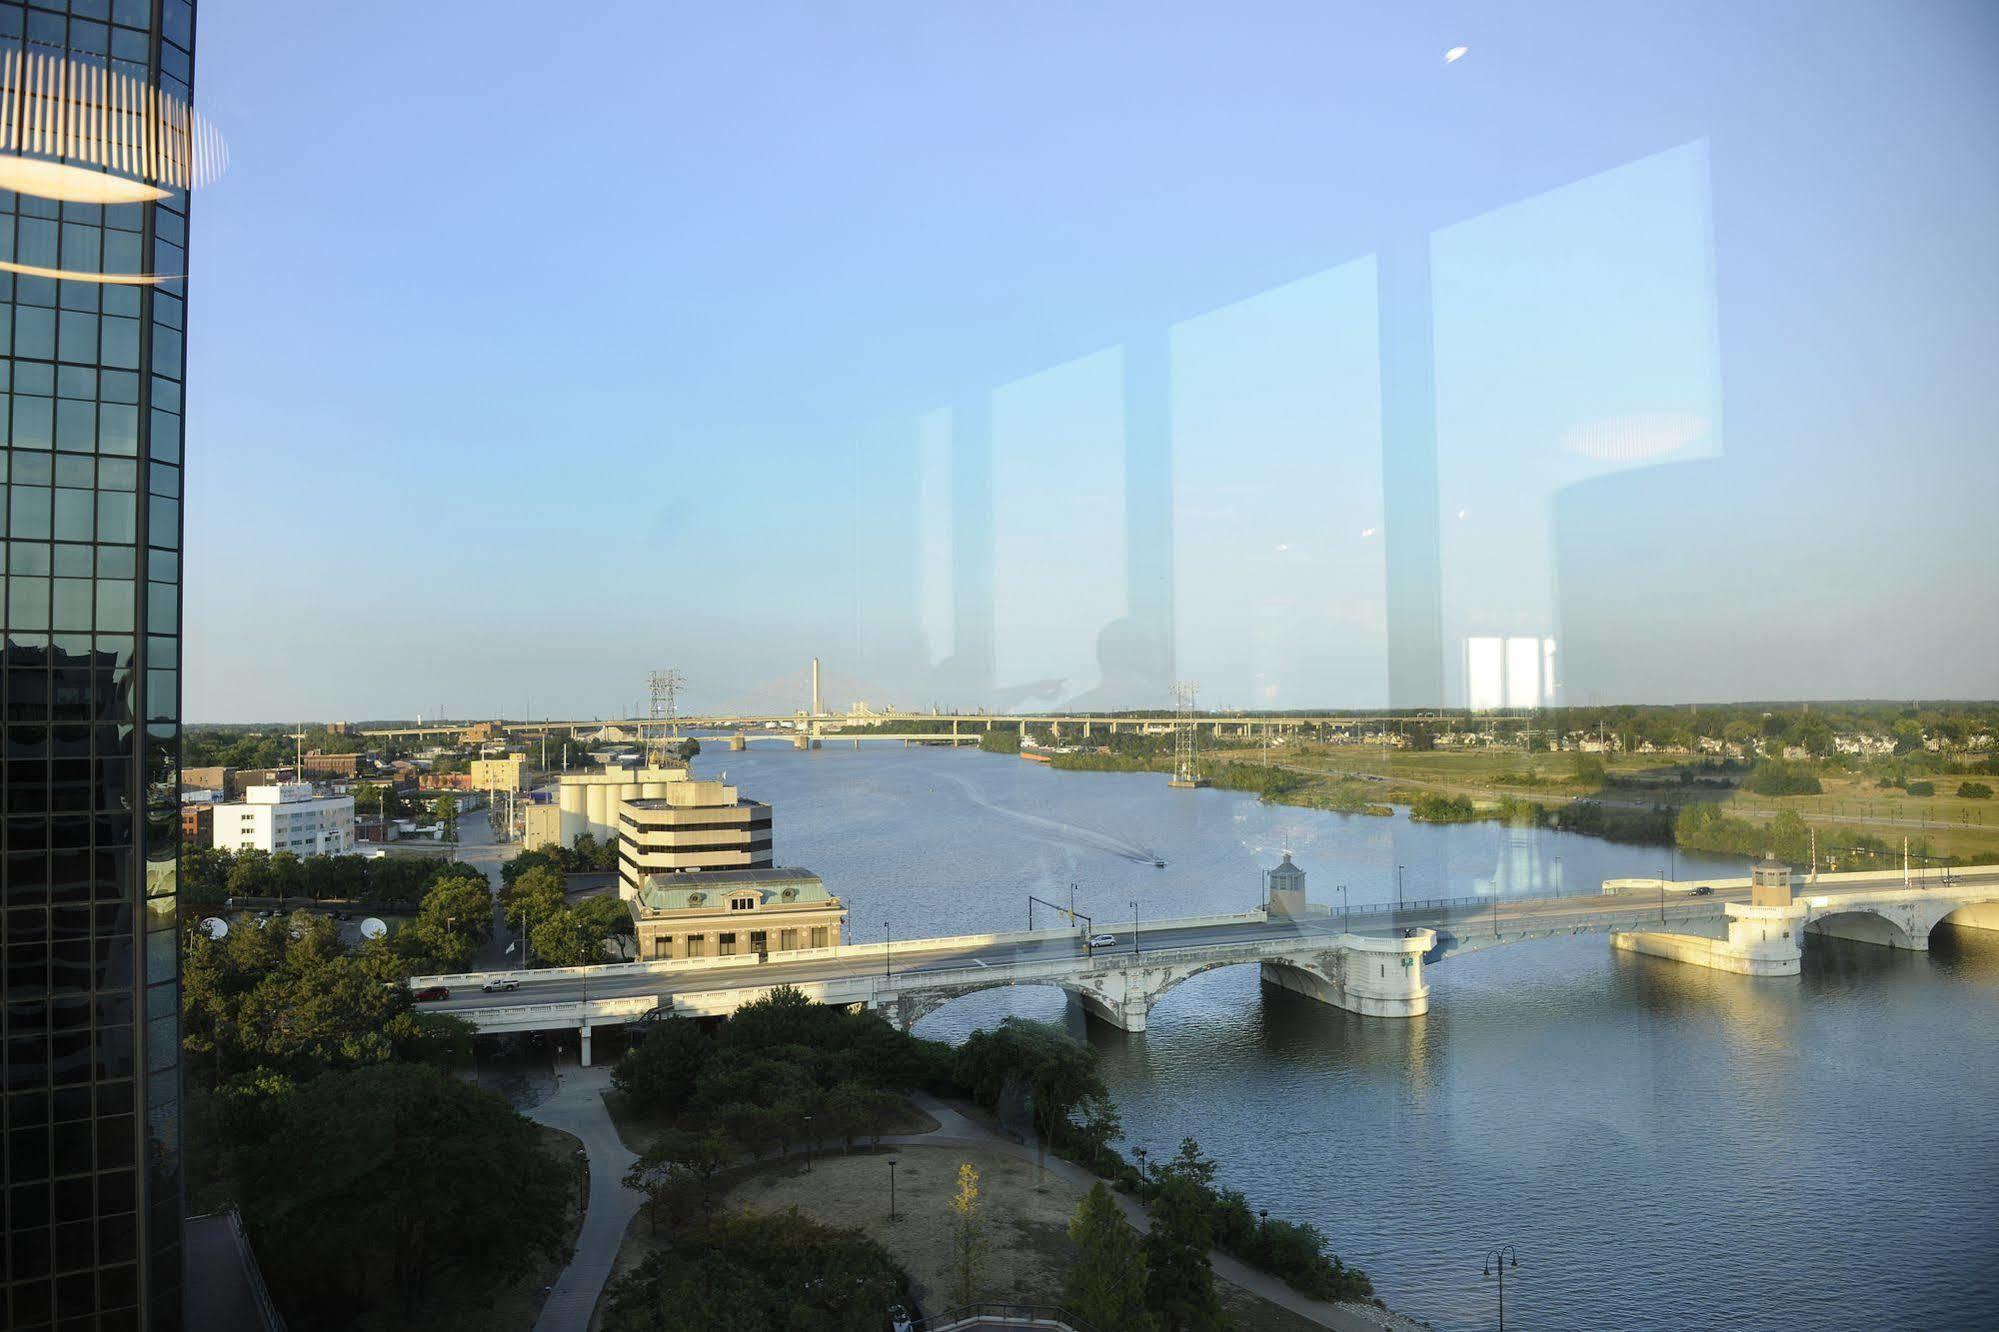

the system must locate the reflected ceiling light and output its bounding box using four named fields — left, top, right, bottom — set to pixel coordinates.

left=1359, top=527, right=1377, bottom=539
left=1561, top=411, right=1710, bottom=463
left=1444, top=46, right=1469, bottom=64
left=0, top=46, right=228, bottom=282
